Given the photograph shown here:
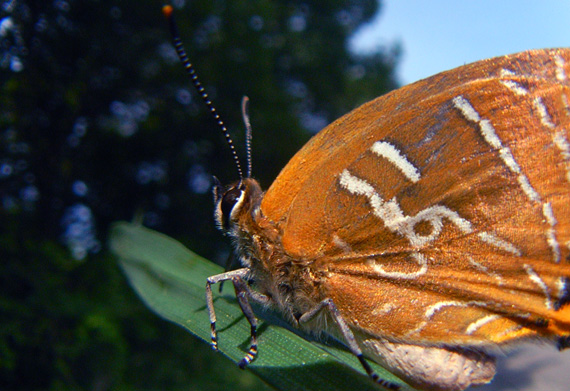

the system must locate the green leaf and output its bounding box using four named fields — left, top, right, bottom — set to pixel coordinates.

left=109, top=221, right=411, bottom=391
